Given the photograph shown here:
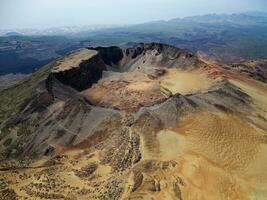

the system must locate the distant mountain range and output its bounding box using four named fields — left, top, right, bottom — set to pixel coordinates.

left=1, top=11, right=267, bottom=37
left=171, top=11, right=267, bottom=24
left=1, top=11, right=267, bottom=75
left=0, top=25, right=124, bottom=37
